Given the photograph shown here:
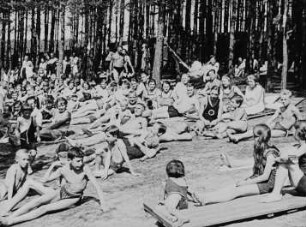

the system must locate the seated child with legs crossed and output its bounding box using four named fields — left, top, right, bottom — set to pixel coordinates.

left=0, top=147, right=107, bottom=226
left=204, top=95, right=248, bottom=139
